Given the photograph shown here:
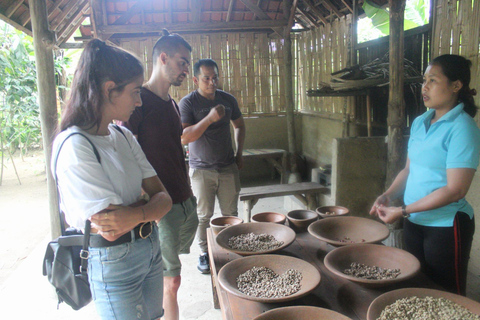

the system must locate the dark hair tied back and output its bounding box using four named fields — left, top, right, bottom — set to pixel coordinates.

left=60, top=39, right=144, bottom=132
left=430, top=54, right=478, bottom=118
